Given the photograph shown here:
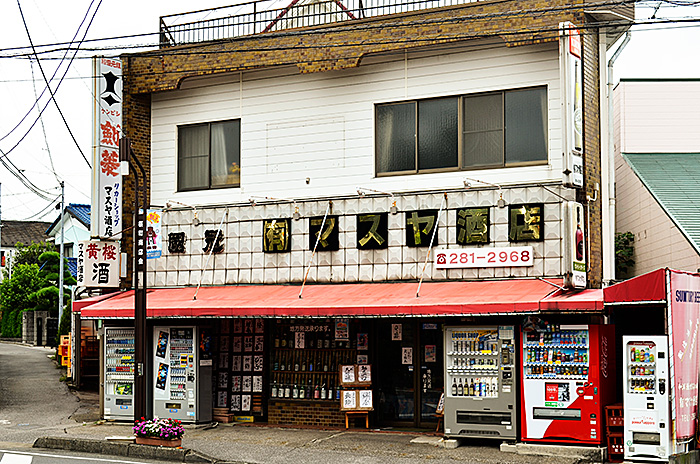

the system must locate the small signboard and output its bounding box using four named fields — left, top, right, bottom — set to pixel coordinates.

left=339, top=390, right=374, bottom=411
left=339, top=365, right=372, bottom=386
